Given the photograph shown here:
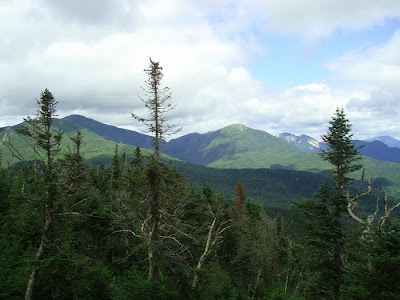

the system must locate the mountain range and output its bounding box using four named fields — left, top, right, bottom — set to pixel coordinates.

left=63, top=115, right=400, bottom=165
left=2, top=114, right=400, bottom=206
left=366, top=136, right=400, bottom=148
left=277, top=131, right=400, bottom=164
